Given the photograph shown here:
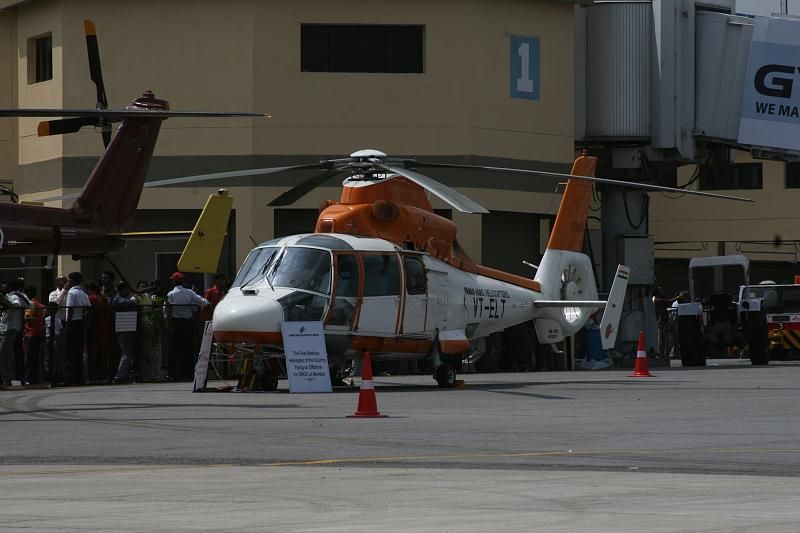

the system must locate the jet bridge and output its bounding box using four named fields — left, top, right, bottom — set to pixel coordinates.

left=574, top=0, right=800, bottom=355
left=577, top=0, right=800, bottom=161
